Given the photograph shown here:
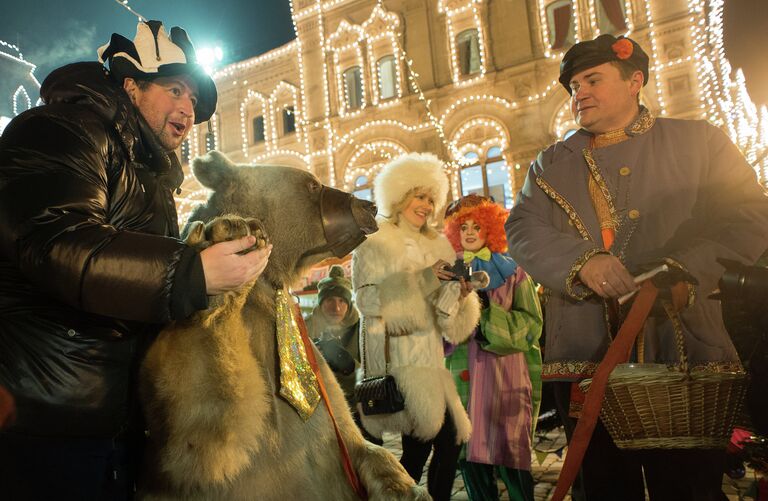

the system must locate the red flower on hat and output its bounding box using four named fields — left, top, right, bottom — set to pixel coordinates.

left=612, top=38, right=634, bottom=60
